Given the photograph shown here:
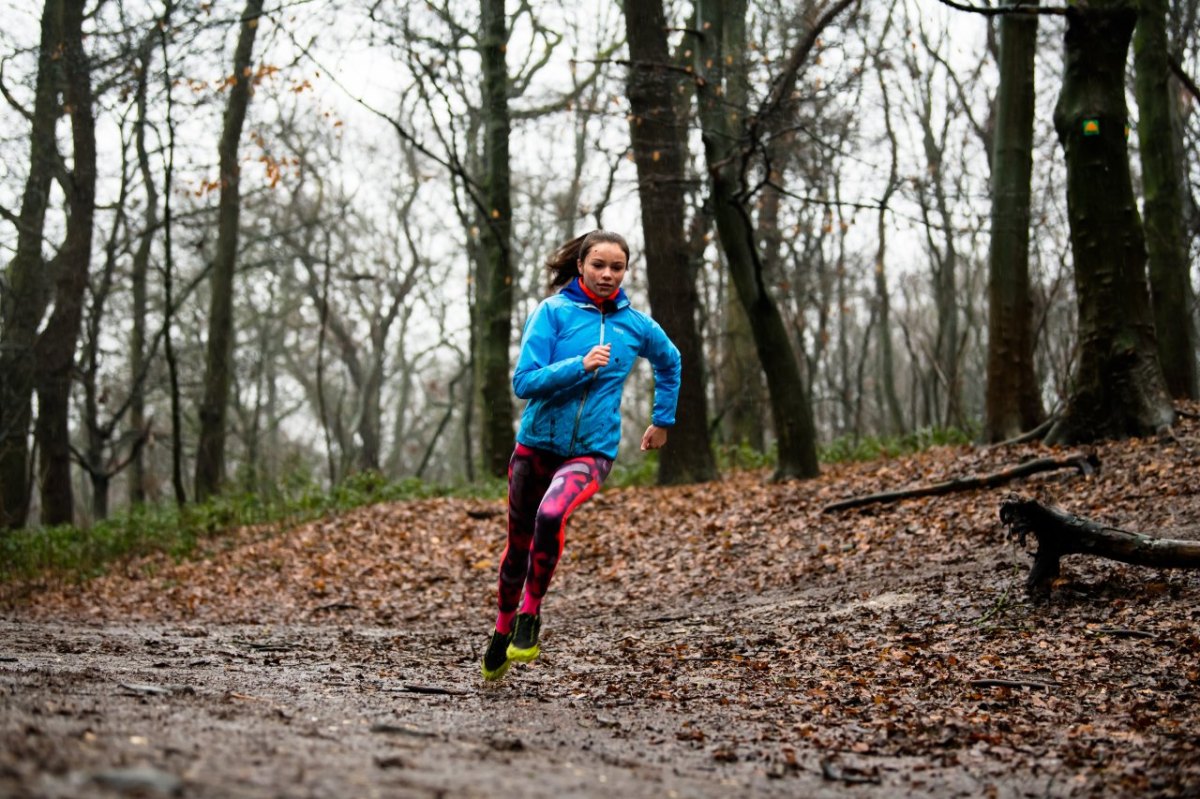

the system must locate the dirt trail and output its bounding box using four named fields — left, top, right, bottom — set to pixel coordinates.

left=4, top=421, right=1200, bottom=797
left=3, top=603, right=1062, bottom=799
